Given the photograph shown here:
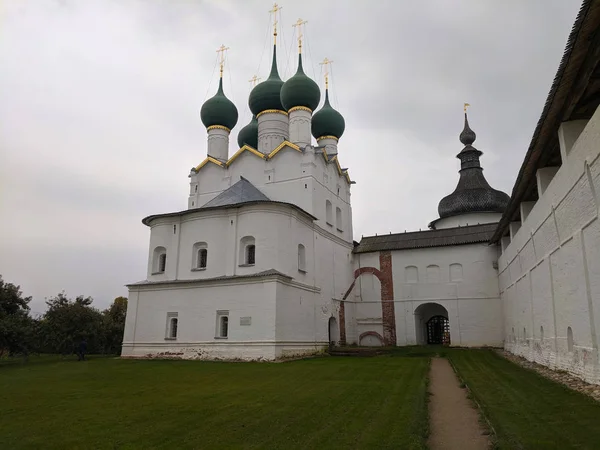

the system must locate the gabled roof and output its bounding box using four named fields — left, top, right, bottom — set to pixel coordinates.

left=202, top=177, right=269, bottom=208
left=354, top=223, right=498, bottom=253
